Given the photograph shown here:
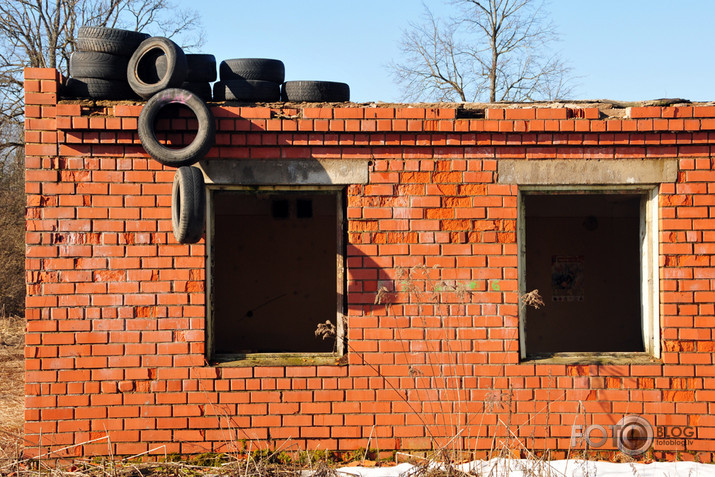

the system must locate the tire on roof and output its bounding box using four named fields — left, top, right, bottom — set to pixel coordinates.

left=128, top=37, right=187, bottom=99
left=281, top=80, right=350, bottom=102
left=63, top=77, right=136, bottom=100
left=76, top=26, right=149, bottom=56
left=155, top=54, right=217, bottom=83
left=219, top=58, right=285, bottom=84
left=179, top=82, right=212, bottom=101
left=213, top=79, right=280, bottom=102
left=69, top=51, right=129, bottom=80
